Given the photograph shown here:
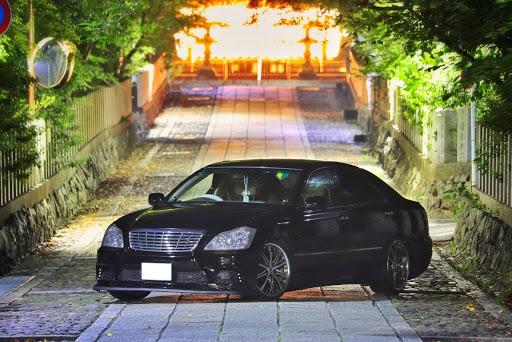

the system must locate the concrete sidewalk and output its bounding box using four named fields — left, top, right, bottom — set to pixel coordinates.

left=77, top=289, right=421, bottom=342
